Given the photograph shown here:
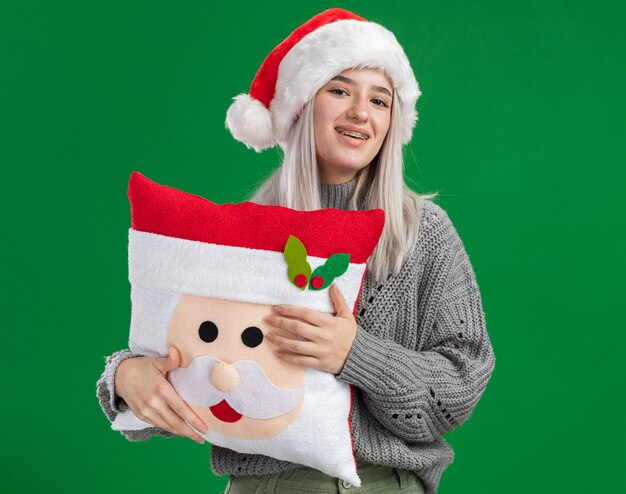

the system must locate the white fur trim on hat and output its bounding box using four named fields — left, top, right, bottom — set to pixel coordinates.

left=128, top=229, right=367, bottom=313
left=272, top=19, right=421, bottom=148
